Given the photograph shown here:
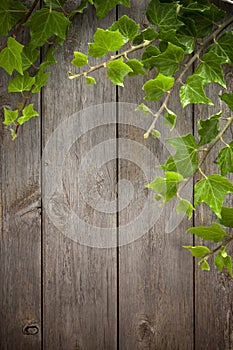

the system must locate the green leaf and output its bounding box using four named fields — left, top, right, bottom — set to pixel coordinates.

left=107, top=57, right=133, bottom=86
left=133, top=27, right=158, bottom=45
left=142, top=42, right=184, bottom=76
left=93, top=0, right=130, bottom=21
left=10, top=128, right=17, bottom=141
left=216, top=31, right=233, bottom=64
left=69, top=0, right=91, bottom=17
left=201, top=260, right=210, bottom=271
left=219, top=206, right=233, bottom=228
left=164, top=108, right=177, bottom=130
left=3, top=108, right=18, bottom=125
left=159, top=133, right=198, bottom=178
left=85, top=76, right=96, bottom=85
left=72, top=52, right=88, bottom=67
left=135, top=103, right=154, bottom=116
left=25, top=8, right=70, bottom=47
left=125, top=59, right=147, bottom=77
left=21, top=46, right=40, bottom=71
left=146, top=171, right=184, bottom=203
left=88, top=28, right=124, bottom=58
left=0, top=37, right=23, bottom=75
left=214, top=252, right=225, bottom=272
left=109, top=15, right=139, bottom=42
left=146, top=0, right=183, bottom=31
left=183, top=245, right=211, bottom=258
left=195, top=51, right=226, bottom=88
left=218, top=141, right=233, bottom=176
left=0, top=0, right=27, bottom=36
left=194, top=174, right=233, bottom=218
left=151, top=129, right=161, bottom=138
left=159, top=29, right=194, bottom=54
left=18, top=104, right=39, bottom=125
left=198, top=111, right=221, bottom=146
left=176, top=199, right=194, bottom=219
left=220, top=93, right=233, bottom=111
left=180, top=74, right=213, bottom=107
left=44, top=0, right=67, bottom=9
left=39, top=47, right=57, bottom=71
left=32, top=70, right=50, bottom=93
left=143, top=74, right=174, bottom=101
left=142, top=46, right=160, bottom=70
left=8, top=72, right=35, bottom=93
left=187, top=223, right=227, bottom=243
